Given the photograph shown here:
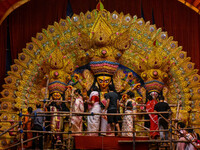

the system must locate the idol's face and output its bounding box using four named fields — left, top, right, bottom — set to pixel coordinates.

left=52, top=92, right=62, bottom=100
left=97, top=76, right=111, bottom=89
